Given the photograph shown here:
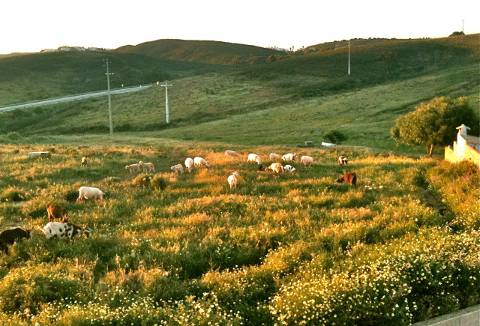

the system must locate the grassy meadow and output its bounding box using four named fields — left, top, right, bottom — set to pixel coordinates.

left=0, top=139, right=478, bottom=325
